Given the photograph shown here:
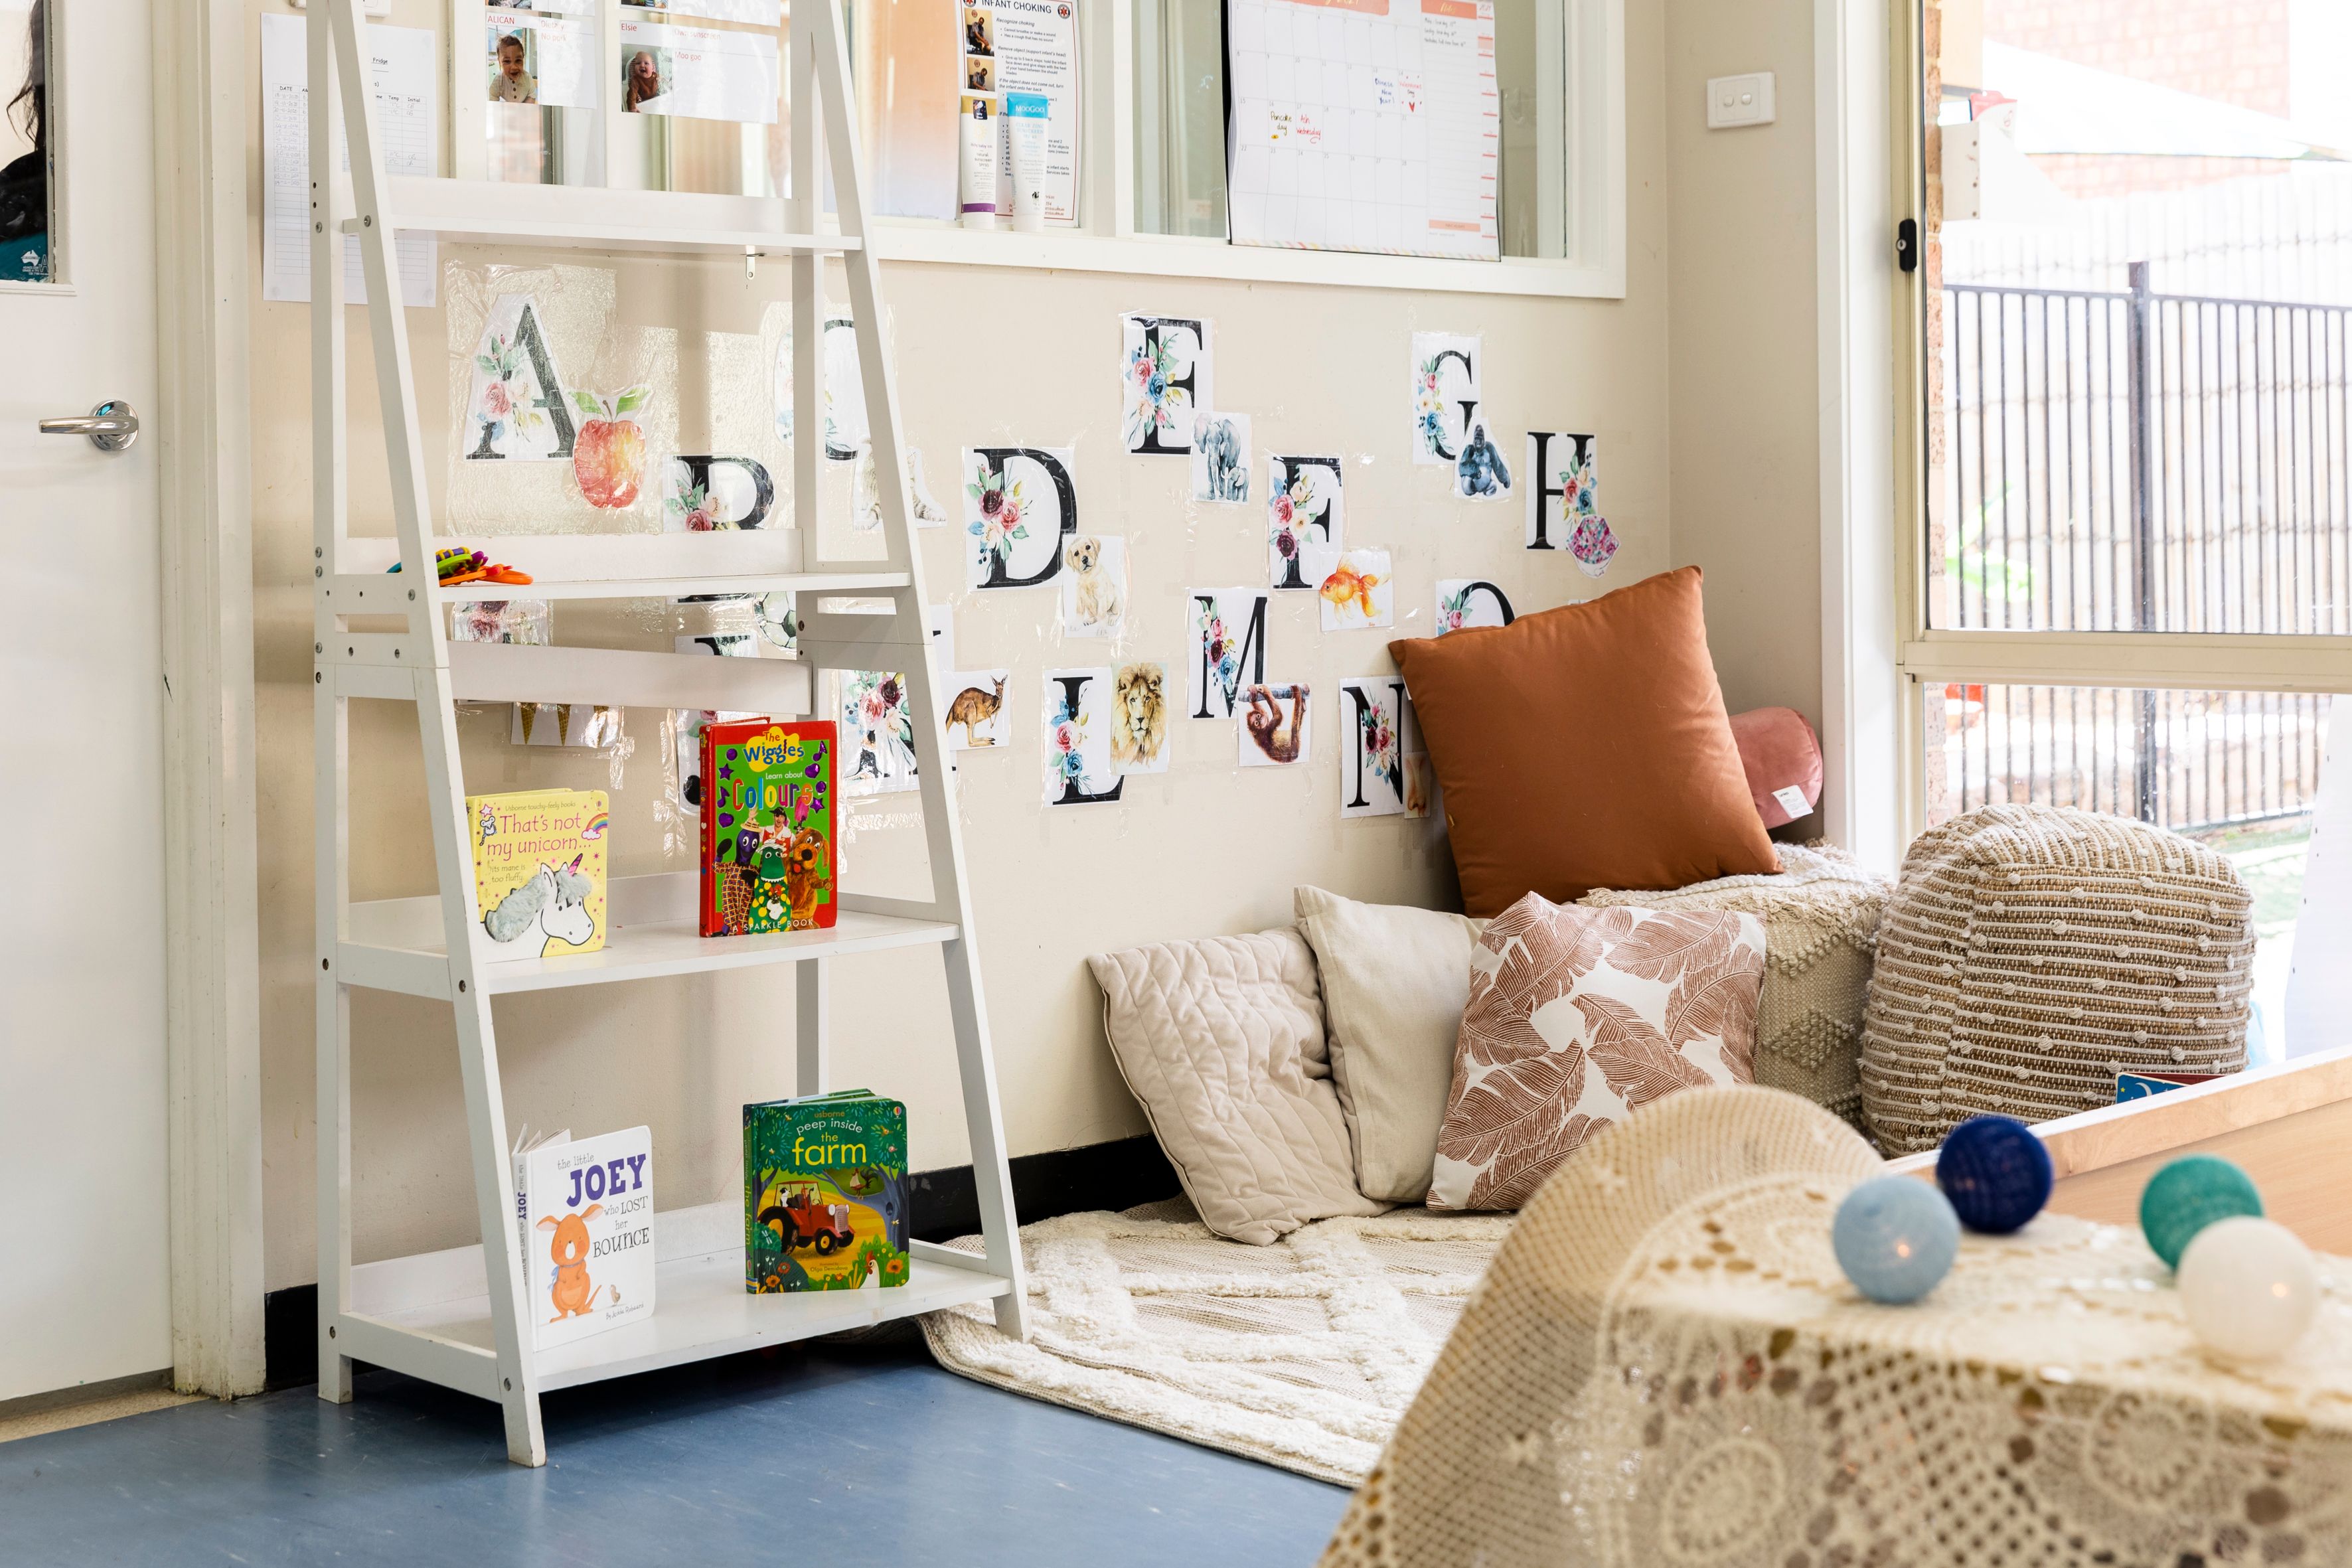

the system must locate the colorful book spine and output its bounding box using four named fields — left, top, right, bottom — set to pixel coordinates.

left=743, top=1090, right=908, bottom=1293
left=466, top=788, right=609, bottom=962
left=699, top=720, right=837, bottom=937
